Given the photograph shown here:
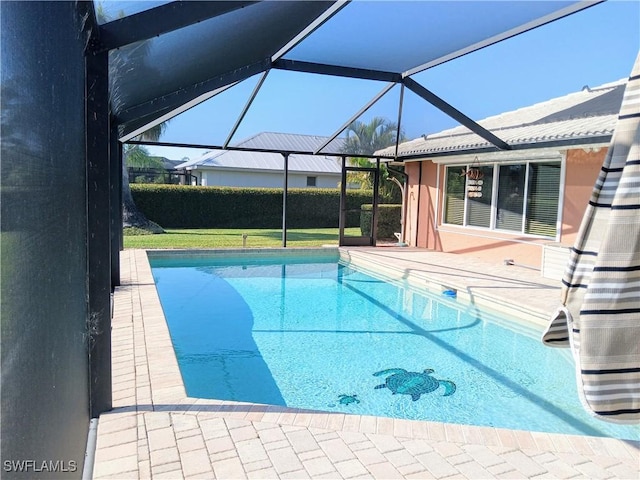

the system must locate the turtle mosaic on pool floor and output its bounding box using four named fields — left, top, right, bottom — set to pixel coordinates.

left=338, top=394, right=360, bottom=405
left=327, top=394, right=360, bottom=408
left=373, top=368, right=456, bottom=401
